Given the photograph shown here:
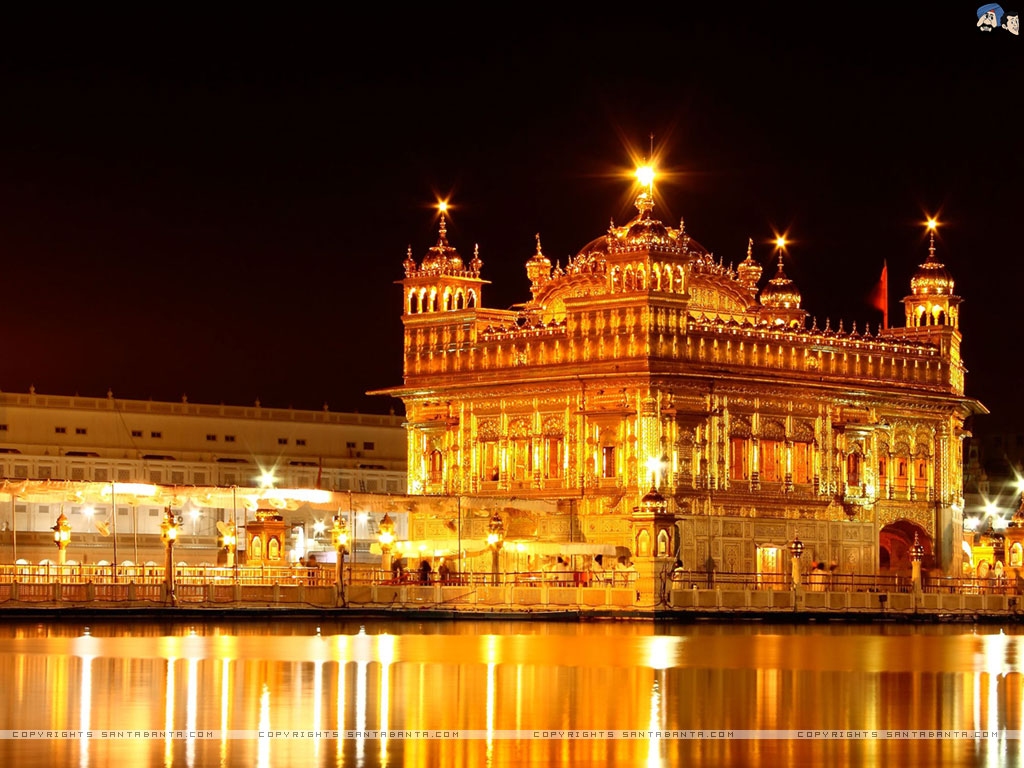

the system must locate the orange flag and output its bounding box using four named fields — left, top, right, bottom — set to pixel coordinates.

left=870, top=260, right=888, bottom=329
